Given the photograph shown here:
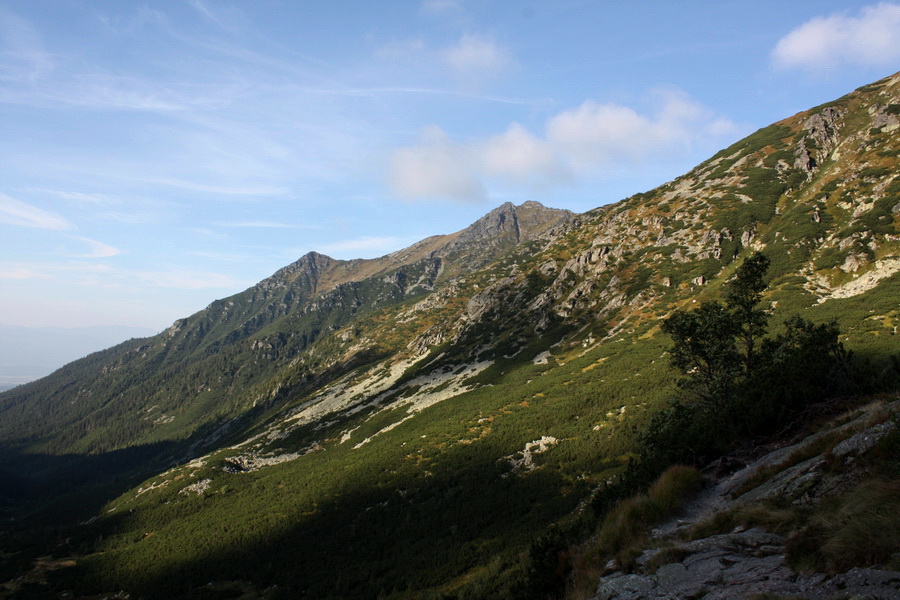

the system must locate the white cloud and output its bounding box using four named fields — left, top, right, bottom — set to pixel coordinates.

left=0, top=193, right=72, bottom=230
left=480, top=124, right=567, bottom=183
left=442, top=34, right=513, bottom=88
left=546, top=91, right=734, bottom=169
left=389, top=126, right=486, bottom=202
left=68, top=236, right=123, bottom=259
left=772, top=3, right=900, bottom=71
left=387, top=91, right=737, bottom=202
left=547, top=102, right=652, bottom=167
